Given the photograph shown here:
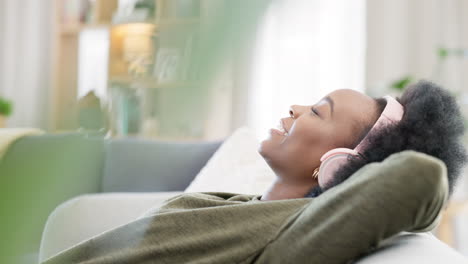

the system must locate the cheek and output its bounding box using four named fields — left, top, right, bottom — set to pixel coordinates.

left=284, top=122, right=344, bottom=166
left=281, top=123, right=334, bottom=159
left=330, top=121, right=357, bottom=148
left=259, top=120, right=342, bottom=172
left=290, top=121, right=335, bottom=146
